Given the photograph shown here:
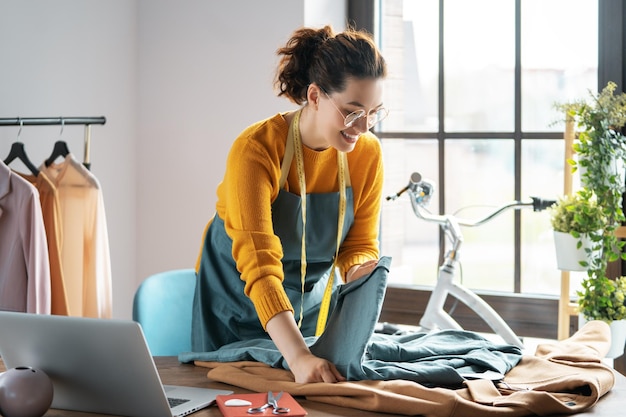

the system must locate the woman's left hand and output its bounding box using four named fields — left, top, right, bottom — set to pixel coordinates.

left=345, top=259, right=378, bottom=283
